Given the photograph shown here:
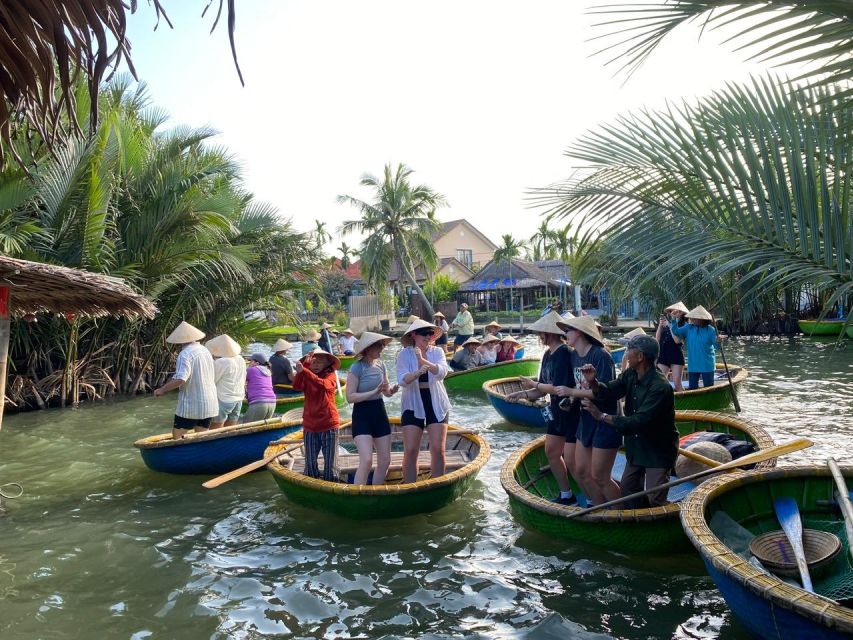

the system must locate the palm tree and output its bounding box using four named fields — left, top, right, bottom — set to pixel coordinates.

left=338, top=163, right=446, bottom=318
left=548, top=225, right=582, bottom=312
left=494, top=234, right=523, bottom=312
left=337, top=242, right=356, bottom=269
left=314, top=219, right=332, bottom=249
